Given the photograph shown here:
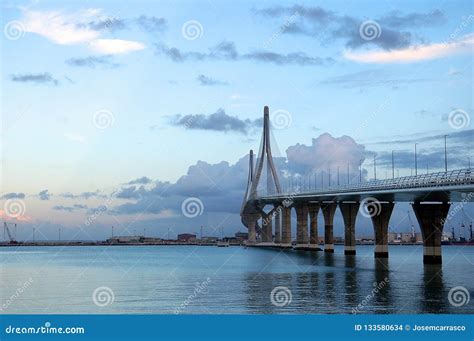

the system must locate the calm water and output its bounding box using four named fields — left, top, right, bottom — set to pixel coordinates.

left=0, top=245, right=473, bottom=314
